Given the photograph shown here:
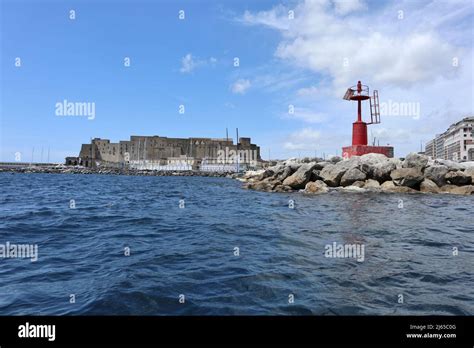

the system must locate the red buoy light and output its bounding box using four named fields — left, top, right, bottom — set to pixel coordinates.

left=342, top=81, right=394, bottom=158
